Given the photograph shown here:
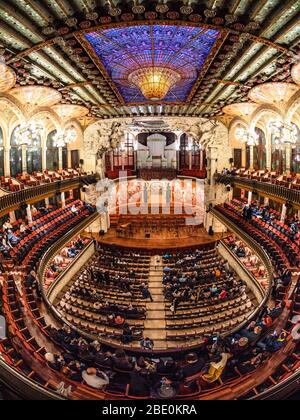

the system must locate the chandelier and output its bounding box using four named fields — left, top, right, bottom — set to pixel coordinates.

left=235, top=127, right=259, bottom=146
left=128, top=67, right=181, bottom=101
left=268, top=120, right=298, bottom=144
left=15, top=122, right=43, bottom=146
left=53, top=127, right=77, bottom=148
